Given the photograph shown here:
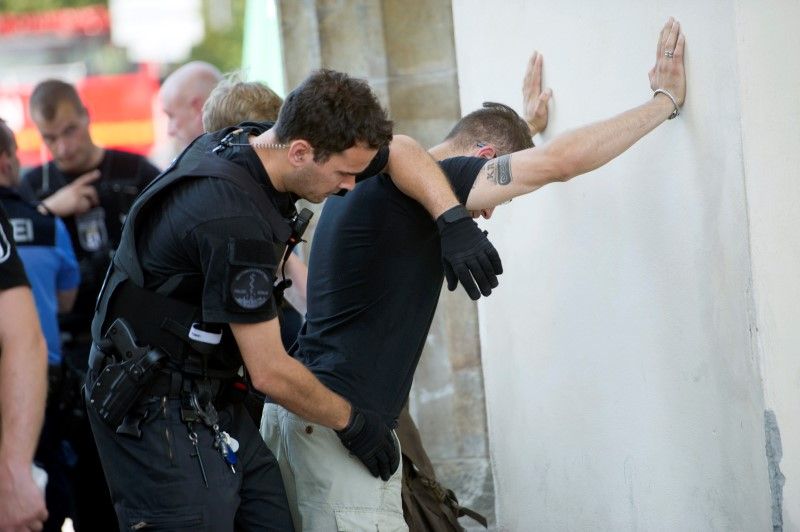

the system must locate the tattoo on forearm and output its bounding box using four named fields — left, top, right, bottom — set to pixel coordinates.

left=485, top=155, right=513, bottom=186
